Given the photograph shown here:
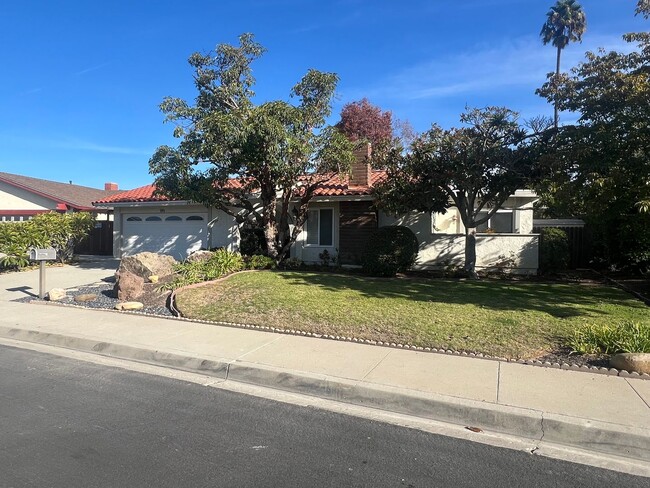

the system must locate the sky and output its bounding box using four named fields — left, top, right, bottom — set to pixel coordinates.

left=0, top=0, right=646, bottom=190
